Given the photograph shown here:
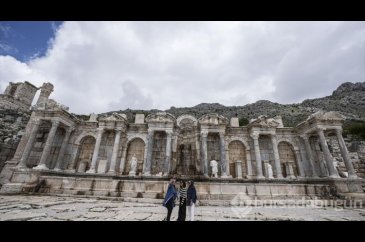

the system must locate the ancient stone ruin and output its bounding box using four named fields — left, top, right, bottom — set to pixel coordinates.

left=0, top=81, right=364, bottom=201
